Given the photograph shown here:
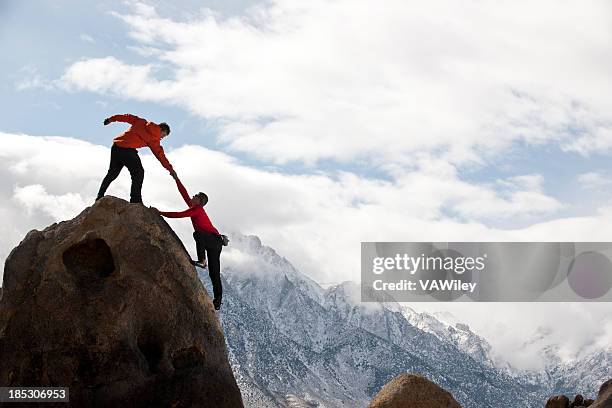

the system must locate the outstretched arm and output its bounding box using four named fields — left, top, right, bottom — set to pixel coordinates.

left=173, top=177, right=192, bottom=206
left=158, top=207, right=198, bottom=218
left=147, top=138, right=174, bottom=172
left=104, top=114, right=145, bottom=126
